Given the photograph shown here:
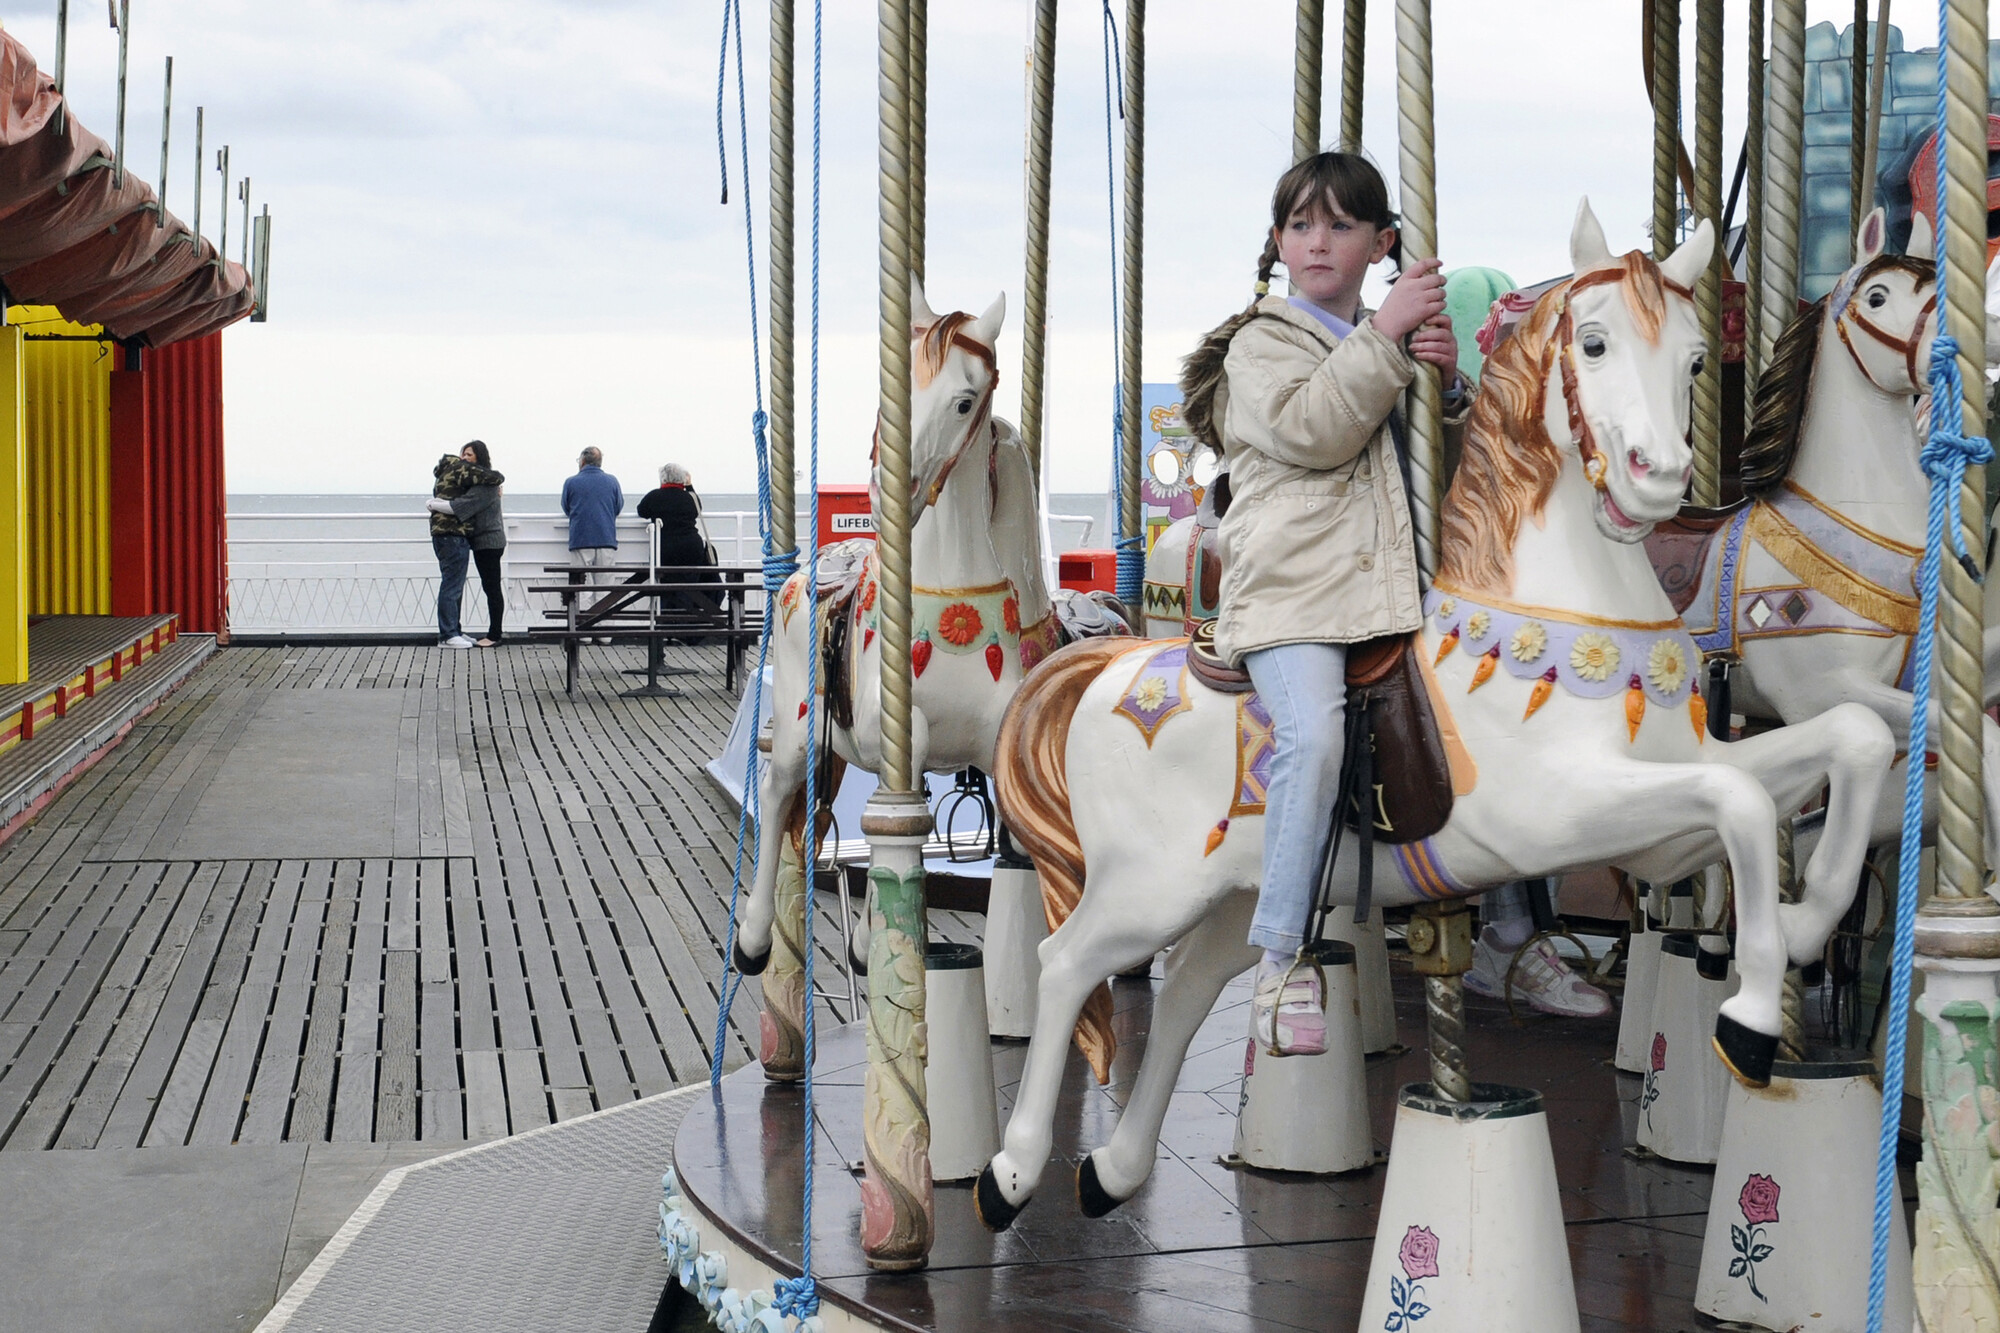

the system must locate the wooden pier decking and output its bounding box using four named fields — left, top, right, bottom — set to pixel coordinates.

left=0, top=641, right=889, bottom=1152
